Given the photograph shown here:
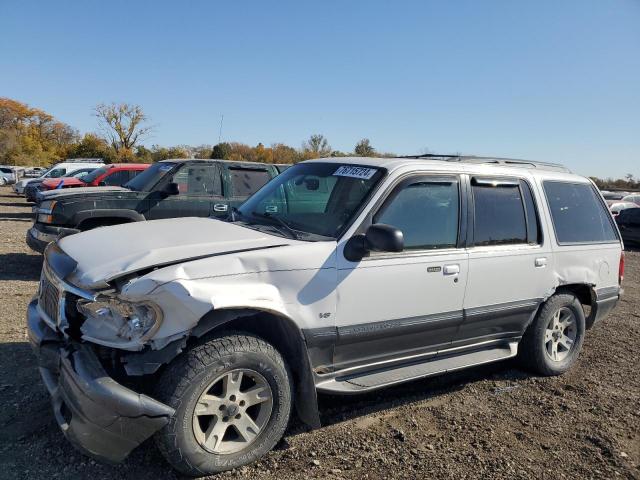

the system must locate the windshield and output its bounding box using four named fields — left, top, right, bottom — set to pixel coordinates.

left=124, top=162, right=175, bottom=191
left=79, top=166, right=108, bottom=183
left=237, top=162, right=385, bottom=239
